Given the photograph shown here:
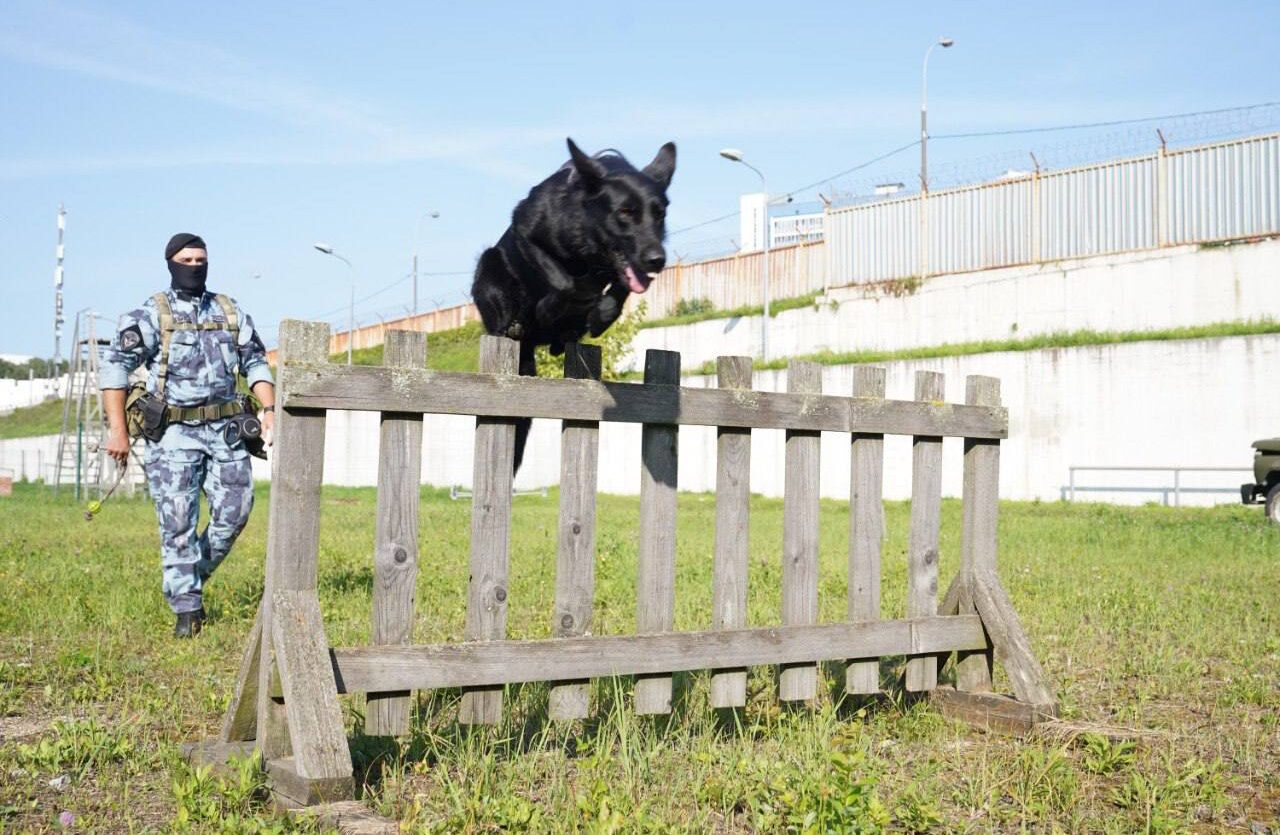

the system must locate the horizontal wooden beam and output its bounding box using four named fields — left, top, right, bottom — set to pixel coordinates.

left=279, top=363, right=1007, bottom=439
left=321, top=616, right=987, bottom=694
